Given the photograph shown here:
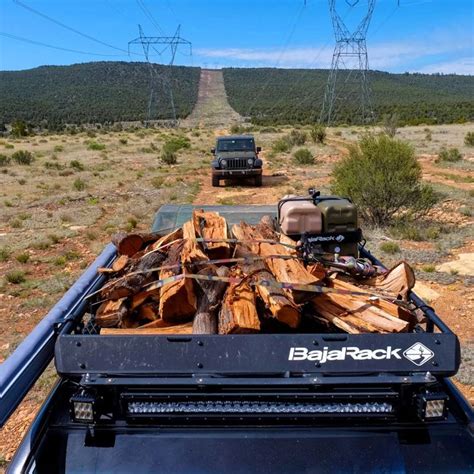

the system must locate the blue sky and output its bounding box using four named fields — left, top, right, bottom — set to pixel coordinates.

left=0, top=0, right=473, bottom=73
